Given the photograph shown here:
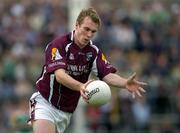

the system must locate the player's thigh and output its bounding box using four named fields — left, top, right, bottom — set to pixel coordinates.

left=32, top=119, right=56, bottom=133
